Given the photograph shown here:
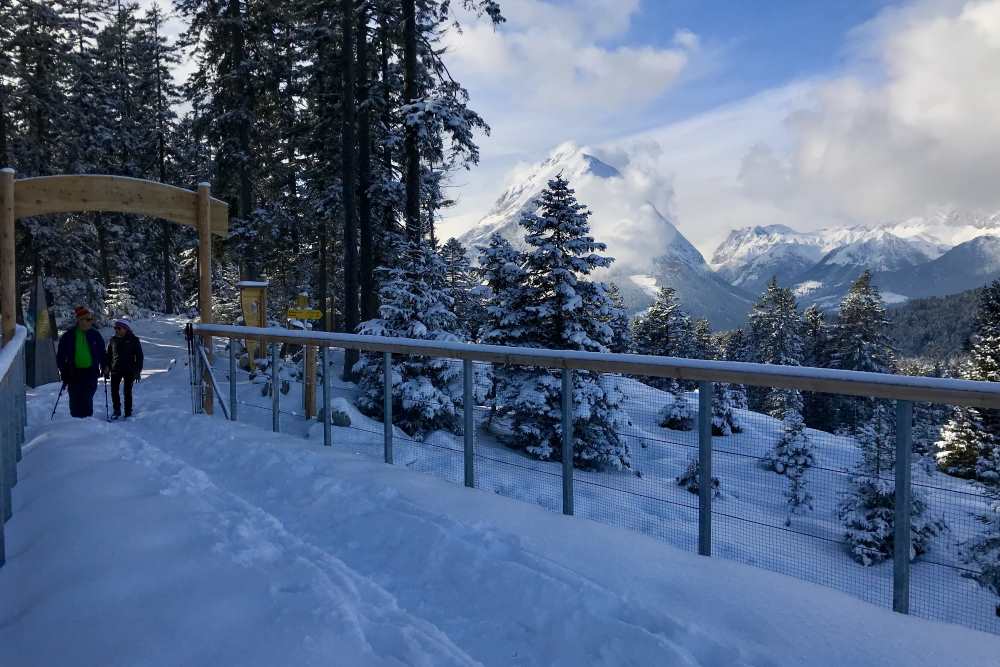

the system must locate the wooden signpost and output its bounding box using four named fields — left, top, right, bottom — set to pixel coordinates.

left=288, top=294, right=323, bottom=419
